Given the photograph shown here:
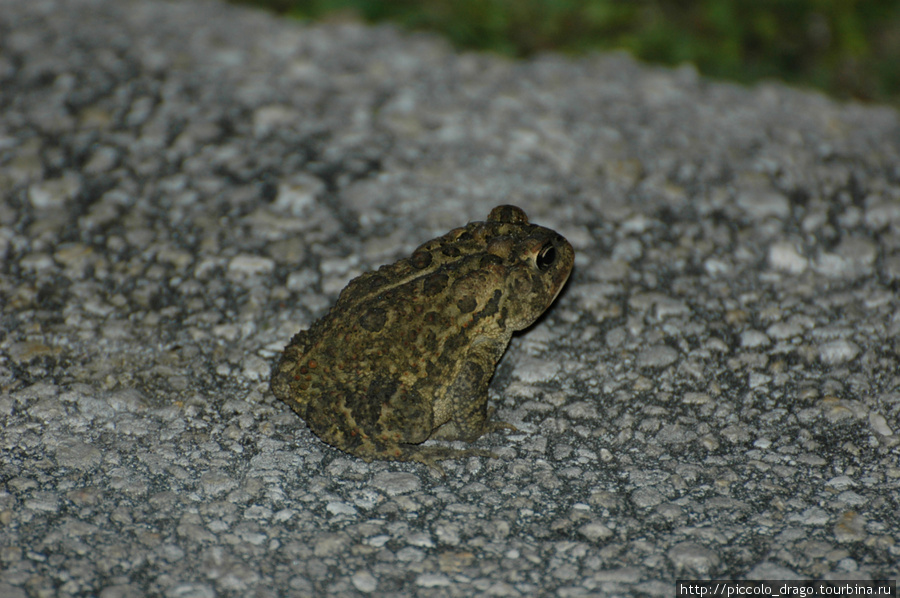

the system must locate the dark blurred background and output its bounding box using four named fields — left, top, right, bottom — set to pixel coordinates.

left=230, top=0, right=900, bottom=105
